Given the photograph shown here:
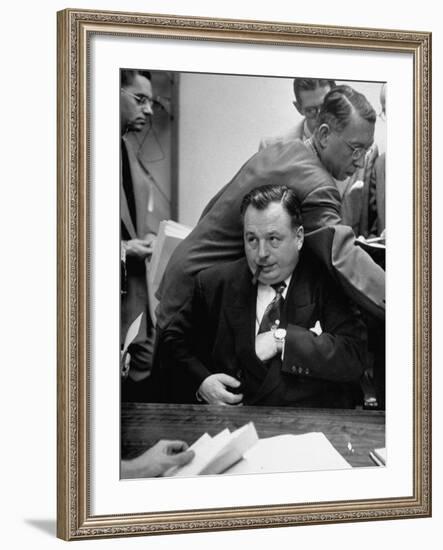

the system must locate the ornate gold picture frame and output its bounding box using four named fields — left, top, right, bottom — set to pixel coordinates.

left=57, top=8, right=431, bottom=540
